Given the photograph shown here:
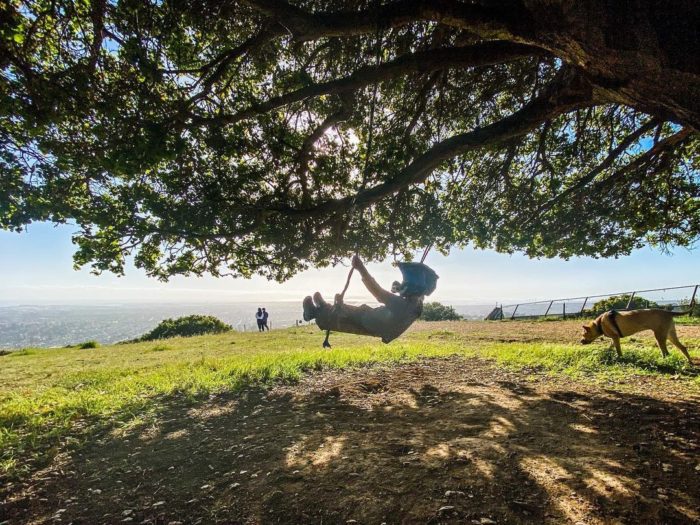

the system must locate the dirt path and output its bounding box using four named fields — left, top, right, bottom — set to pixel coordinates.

left=408, top=319, right=700, bottom=345
left=3, top=357, right=699, bottom=525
